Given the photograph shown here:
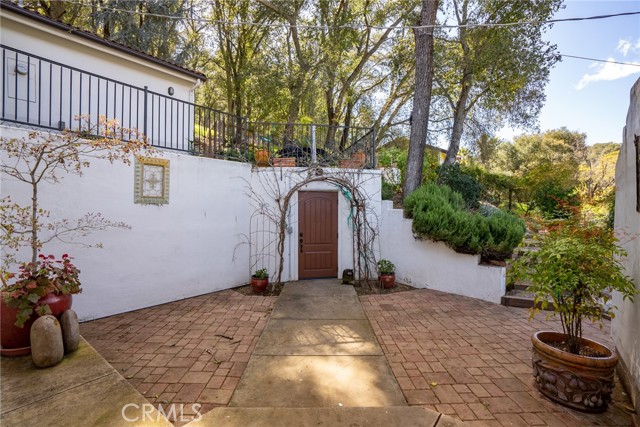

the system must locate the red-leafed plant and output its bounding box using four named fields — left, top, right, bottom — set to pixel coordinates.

left=2, top=254, right=81, bottom=327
